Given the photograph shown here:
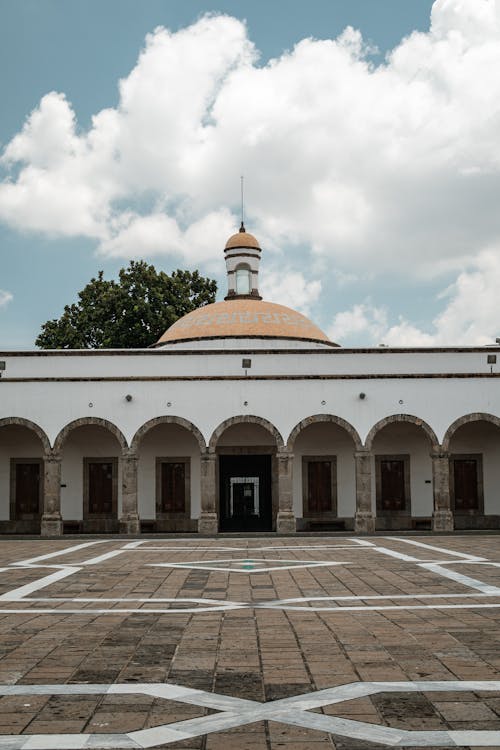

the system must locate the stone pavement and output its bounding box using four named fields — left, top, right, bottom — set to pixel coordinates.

left=1, top=535, right=500, bottom=748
